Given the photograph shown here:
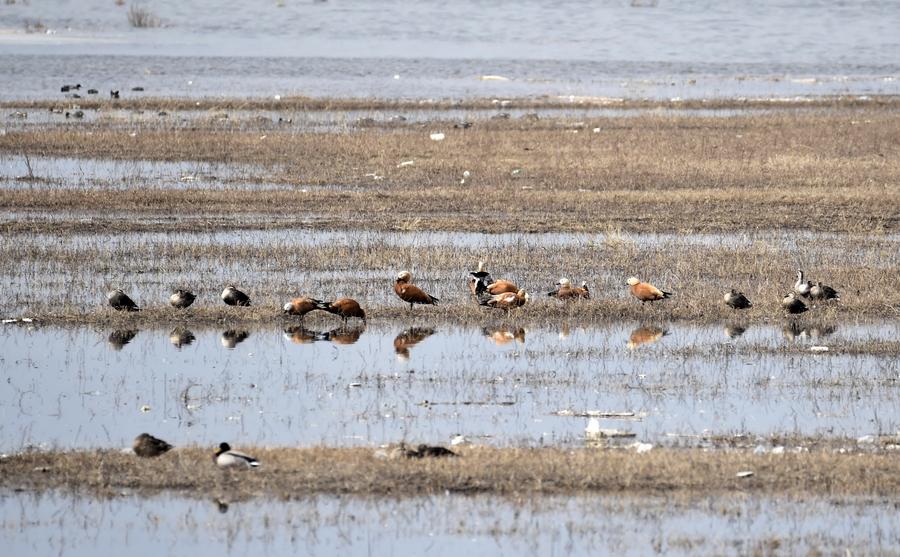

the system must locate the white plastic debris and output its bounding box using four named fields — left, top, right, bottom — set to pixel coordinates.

left=481, top=75, right=510, bottom=81
left=631, top=442, right=653, bottom=453
left=809, top=346, right=829, bottom=352
left=273, top=94, right=281, bottom=100
left=429, top=132, right=445, bottom=141
left=349, top=382, right=362, bottom=388
left=397, top=160, right=414, bottom=168
left=140, top=405, right=151, bottom=413
left=856, top=435, right=876, bottom=444
left=450, top=434, right=471, bottom=446
left=771, top=446, right=785, bottom=455
left=2, top=319, right=17, bottom=324
left=736, top=470, right=754, bottom=478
